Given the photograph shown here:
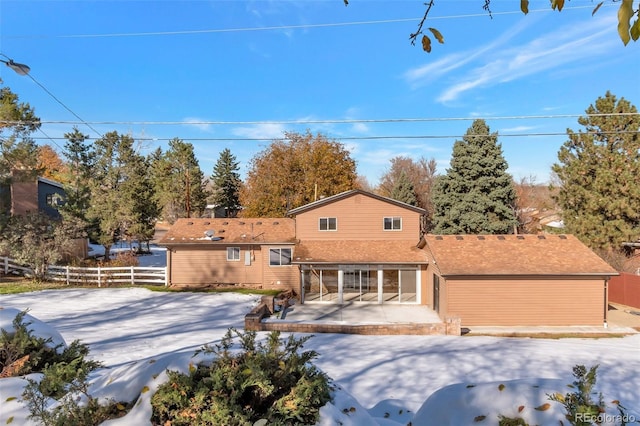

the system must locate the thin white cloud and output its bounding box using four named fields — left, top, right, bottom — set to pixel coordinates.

left=231, top=123, right=287, bottom=139
left=404, top=10, right=618, bottom=103
left=182, top=118, right=213, bottom=132
left=500, top=125, right=536, bottom=132
left=434, top=13, right=616, bottom=103
left=351, top=122, right=370, bottom=133
left=403, top=16, right=535, bottom=88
